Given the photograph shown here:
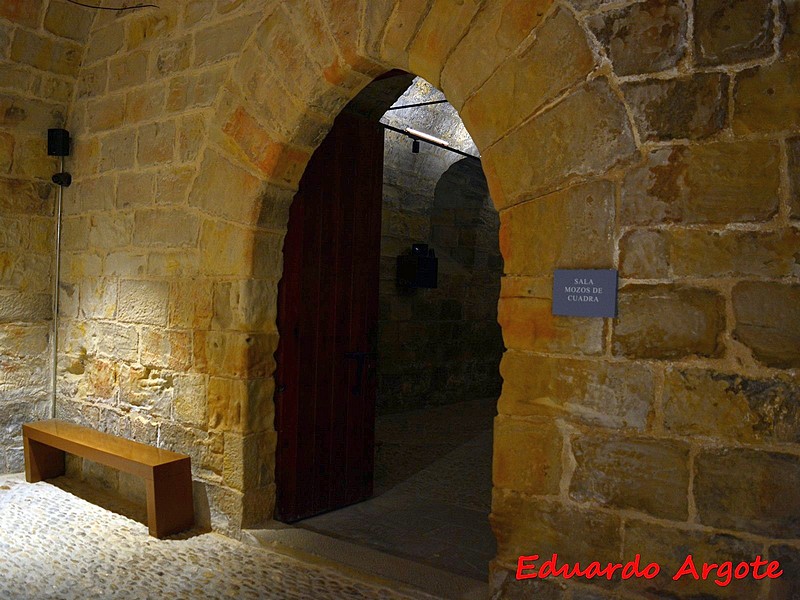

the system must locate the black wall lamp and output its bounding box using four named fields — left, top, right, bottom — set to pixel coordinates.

left=48, top=128, right=71, bottom=186
left=397, top=243, right=438, bottom=288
